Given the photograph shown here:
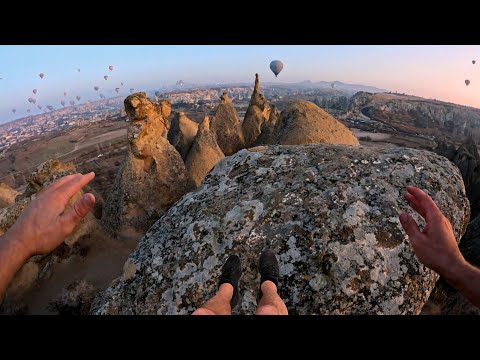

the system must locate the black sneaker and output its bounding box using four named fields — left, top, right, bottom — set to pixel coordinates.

left=259, top=249, right=280, bottom=287
left=218, top=254, right=242, bottom=308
